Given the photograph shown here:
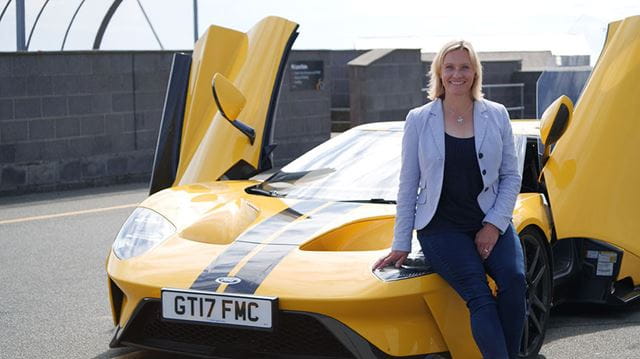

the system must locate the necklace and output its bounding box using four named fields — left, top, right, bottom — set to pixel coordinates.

left=447, top=102, right=474, bottom=124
